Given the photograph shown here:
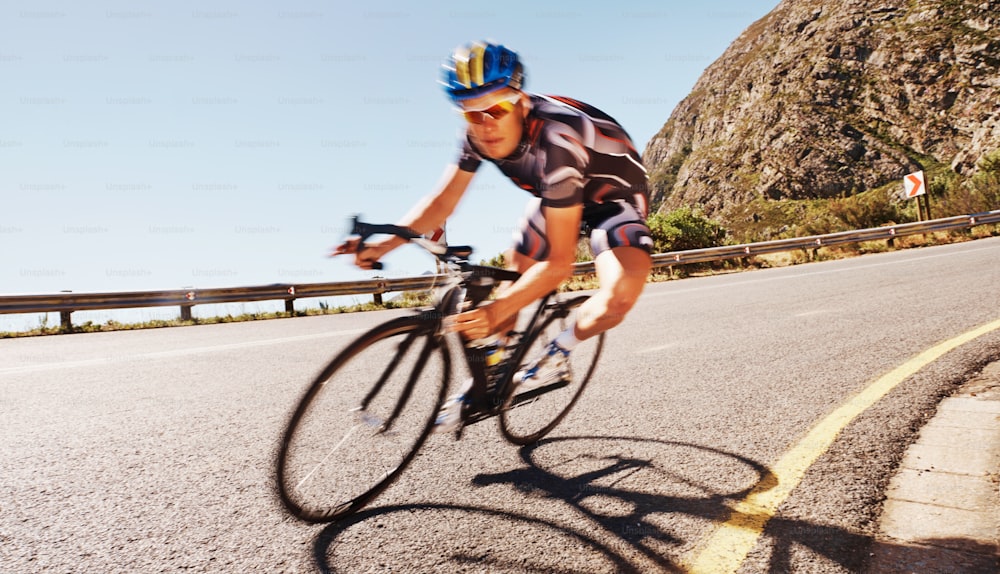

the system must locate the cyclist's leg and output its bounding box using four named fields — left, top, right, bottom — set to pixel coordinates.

left=565, top=200, right=653, bottom=341
left=508, top=198, right=652, bottom=342
left=573, top=245, right=651, bottom=340
left=512, top=200, right=650, bottom=387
